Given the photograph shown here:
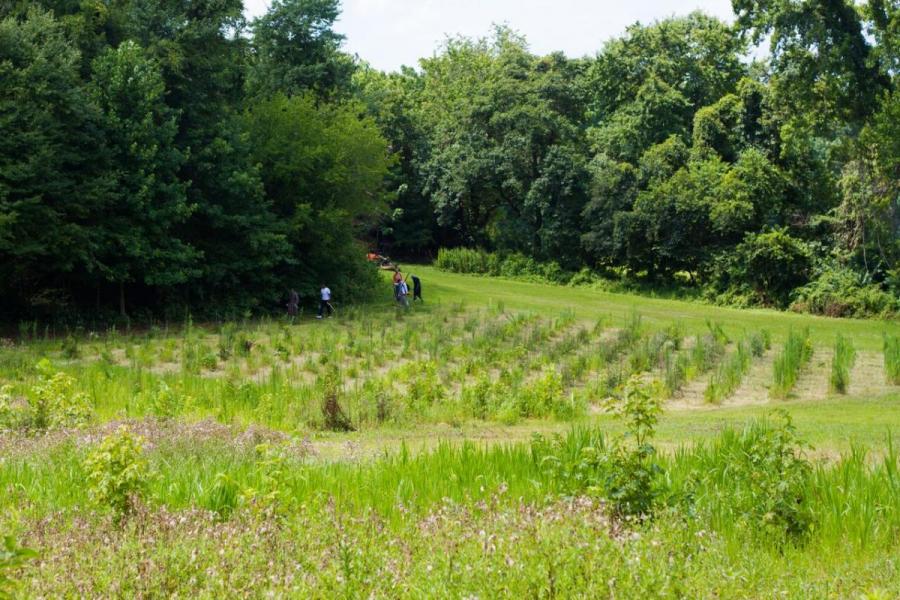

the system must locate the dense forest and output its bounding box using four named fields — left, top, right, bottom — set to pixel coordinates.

left=1, top=0, right=898, bottom=321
